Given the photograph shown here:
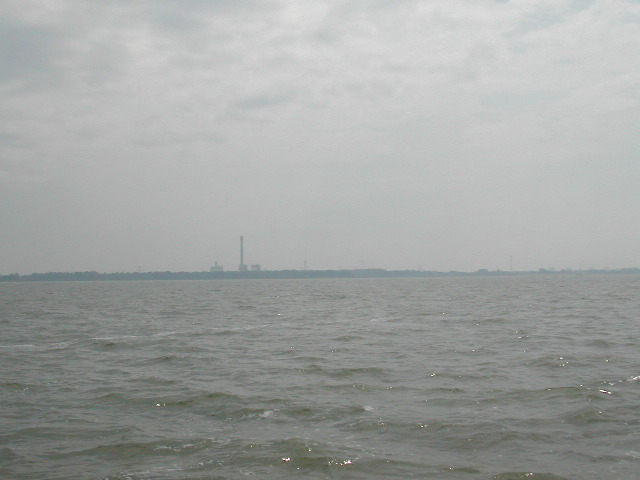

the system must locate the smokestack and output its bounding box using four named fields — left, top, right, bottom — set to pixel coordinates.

left=239, top=235, right=245, bottom=272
